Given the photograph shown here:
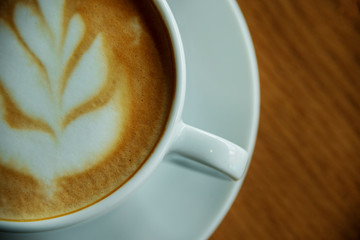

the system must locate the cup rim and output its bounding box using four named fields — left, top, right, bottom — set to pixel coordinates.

left=0, top=0, right=186, bottom=233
